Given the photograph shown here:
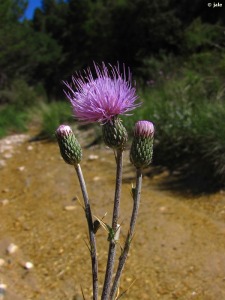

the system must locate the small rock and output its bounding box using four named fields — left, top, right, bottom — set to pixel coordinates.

left=27, top=145, right=33, bottom=151
left=0, top=259, right=5, bottom=267
left=3, top=153, right=12, bottom=159
left=125, top=277, right=132, bottom=282
left=18, top=166, right=25, bottom=172
left=7, top=243, right=18, bottom=254
left=23, top=261, right=34, bottom=270
left=0, top=199, right=9, bottom=206
left=64, top=205, right=77, bottom=211
left=88, top=154, right=99, bottom=160
left=0, top=145, right=11, bottom=152
left=2, top=188, right=9, bottom=193
left=159, top=206, right=167, bottom=213
left=93, top=176, right=100, bottom=181
left=0, top=283, right=7, bottom=297
left=58, top=248, right=64, bottom=254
